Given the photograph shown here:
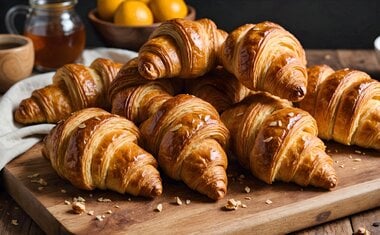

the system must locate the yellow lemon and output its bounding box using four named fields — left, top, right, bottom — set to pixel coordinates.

left=114, top=1, right=154, bottom=26
left=149, top=0, right=188, bottom=22
left=97, top=0, right=124, bottom=21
